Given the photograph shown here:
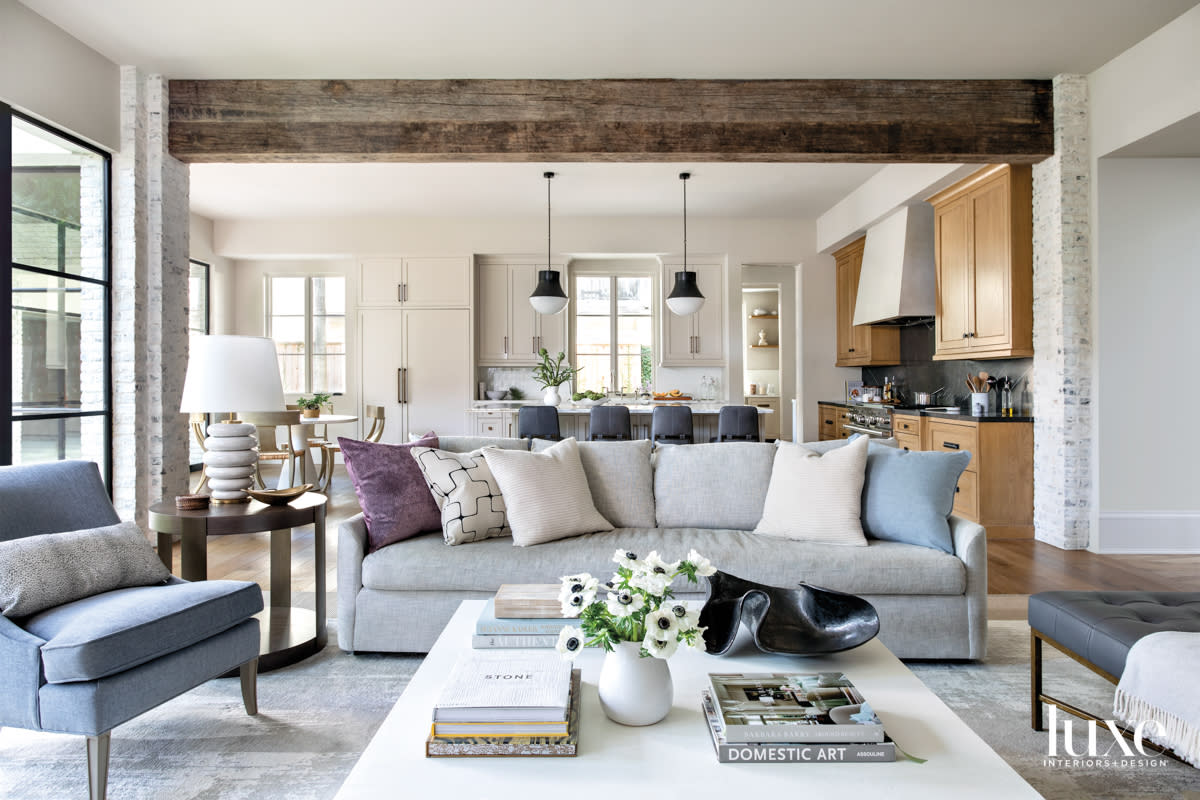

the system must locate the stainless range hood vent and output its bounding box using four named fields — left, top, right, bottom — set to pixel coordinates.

left=852, top=204, right=936, bottom=326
